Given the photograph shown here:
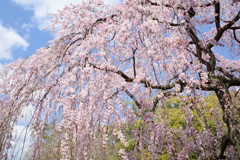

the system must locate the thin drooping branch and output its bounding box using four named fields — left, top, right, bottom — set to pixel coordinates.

left=151, top=58, right=160, bottom=85
left=231, top=28, right=240, bottom=43
left=104, top=89, right=123, bottom=102
left=132, top=48, right=137, bottom=78
left=123, top=88, right=141, bottom=109
left=151, top=96, right=159, bottom=112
